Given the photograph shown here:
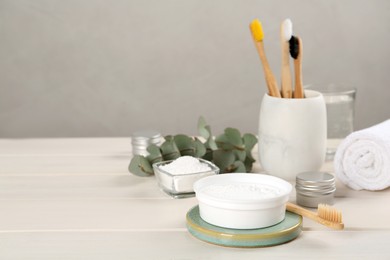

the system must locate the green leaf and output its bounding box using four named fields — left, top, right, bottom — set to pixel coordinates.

left=244, top=156, right=255, bottom=172
left=194, top=137, right=206, bottom=158
left=215, top=134, right=234, bottom=150
left=243, top=133, right=257, bottom=152
left=129, top=155, right=154, bottom=176
left=224, top=128, right=244, bottom=148
left=174, top=134, right=195, bottom=156
left=204, top=126, right=218, bottom=150
left=198, top=116, right=210, bottom=140
left=198, top=117, right=217, bottom=150
left=234, top=149, right=246, bottom=162
left=212, top=149, right=235, bottom=173
left=160, top=139, right=180, bottom=160
left=243, top=133, right=257, bottom=169
left=164, top=135, right=174, bottom=142
left=202, top=148, right=214, bottom=161
left=146, top=144, right=163, bottom=164
left=231, top=161, right=247, bottom=173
